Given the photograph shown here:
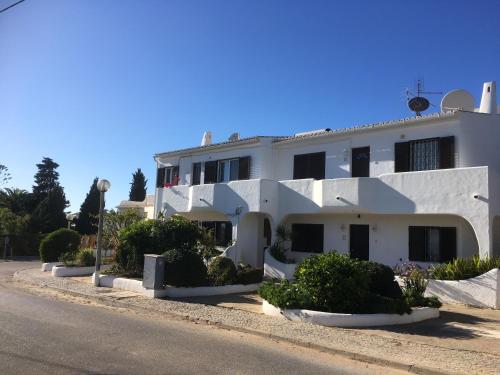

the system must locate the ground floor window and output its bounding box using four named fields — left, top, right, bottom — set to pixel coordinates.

left=291, top=224, right=324, bottom=253
left=409, top=226, right=456, bottom=262
left=200, top=221, right=233, bottom=247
